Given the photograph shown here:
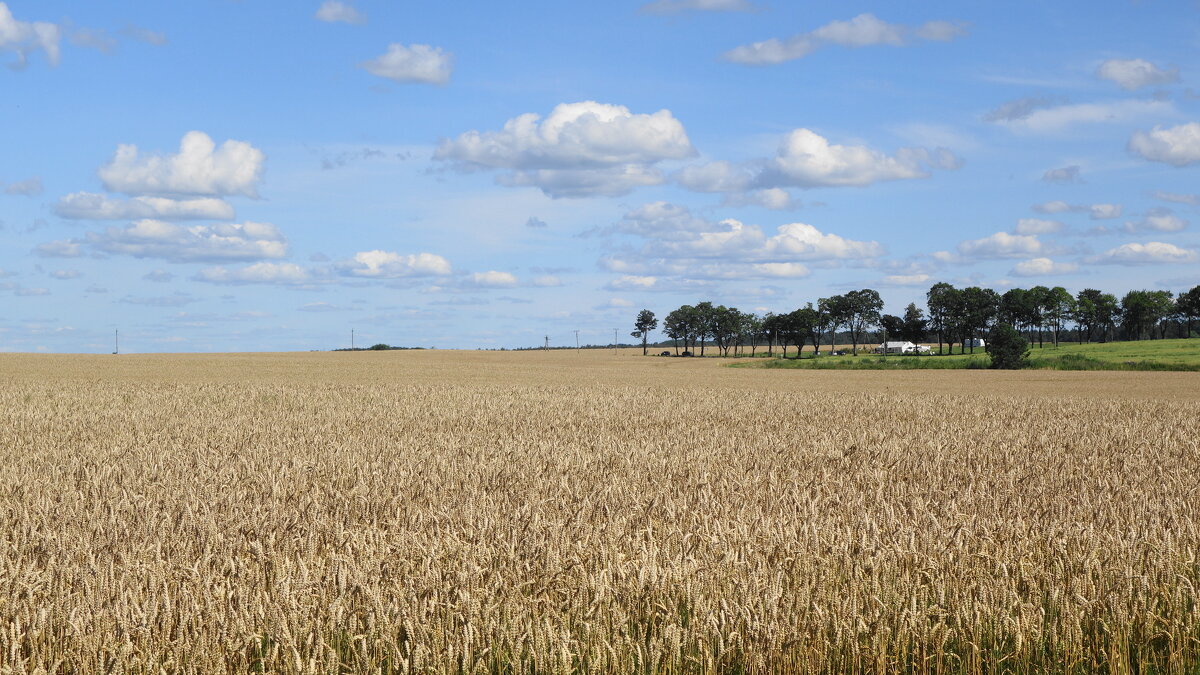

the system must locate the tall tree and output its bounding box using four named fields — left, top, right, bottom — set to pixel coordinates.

left=663, top=305, right=693, bottom=355
left=1178, top=285, right=1200, bottom=338
left=694, top=301, right=715, bottom=356
left=926, top=282, right=957, bottom=355
left=1044, top=286, right=1075, bottom=347
left=631, top=309, right=658, bottom=356
left=740, top=312, right=765, bottom=356
left=901, top=303, right=928, bottom=344
left=762, top=312, right=781, bottom=357
left=1028, top=285, right=1051, bottom=348
left=815, top=298, right=835, bottom=355
left=709, top=305, right=743, bottom=356
left=960, top=286, right=1000, bottom=354
left=843, top=289, right=883, bottom=355
left=1121, top=290, right=1174, bottom=340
